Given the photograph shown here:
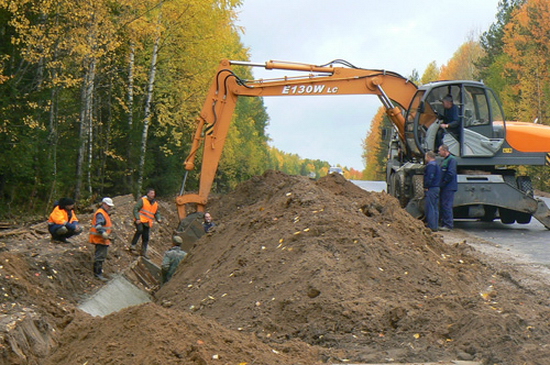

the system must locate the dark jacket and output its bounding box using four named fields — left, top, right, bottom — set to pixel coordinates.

left=440, top=154, right=458, bottom=191
left=444, top=104, right=460, bottom=138
left=424, top=160, right=442, bottom=189
left=161, top=246, right=187, bottom=284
